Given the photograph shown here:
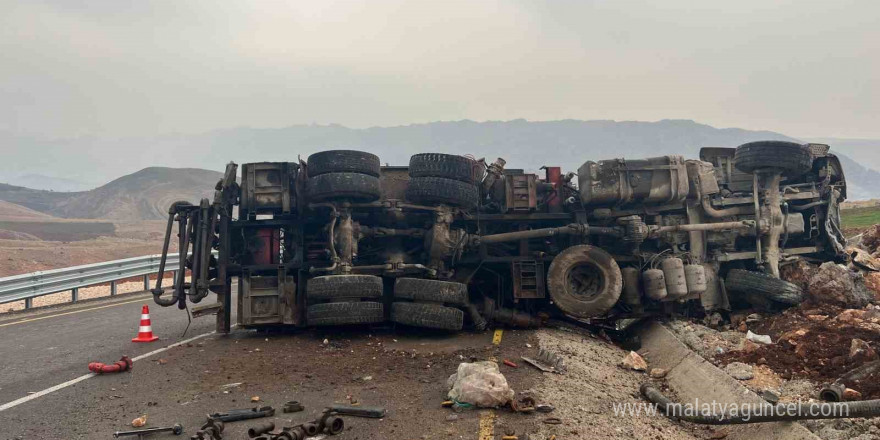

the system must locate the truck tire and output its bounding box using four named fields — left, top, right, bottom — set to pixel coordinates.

left=734, top=141, right=813, bottom=176
left=409, top=153, right=478, bottom=184
left=307, top=302, right=385, bottom=326
left=405, top=176, right=479, bottom=208
left=725, top=269, right=804, bottom=305
left=547, top=245, right=622, bottom=318
left=307, top=150, right=381, bottom=177
left=307, top=275, right=383, bottom=300
left=393, top=278, right=468, bottom=305
left=307, top=172, right=381, bottom=201
left=391, top=302, right=464, bottom=331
